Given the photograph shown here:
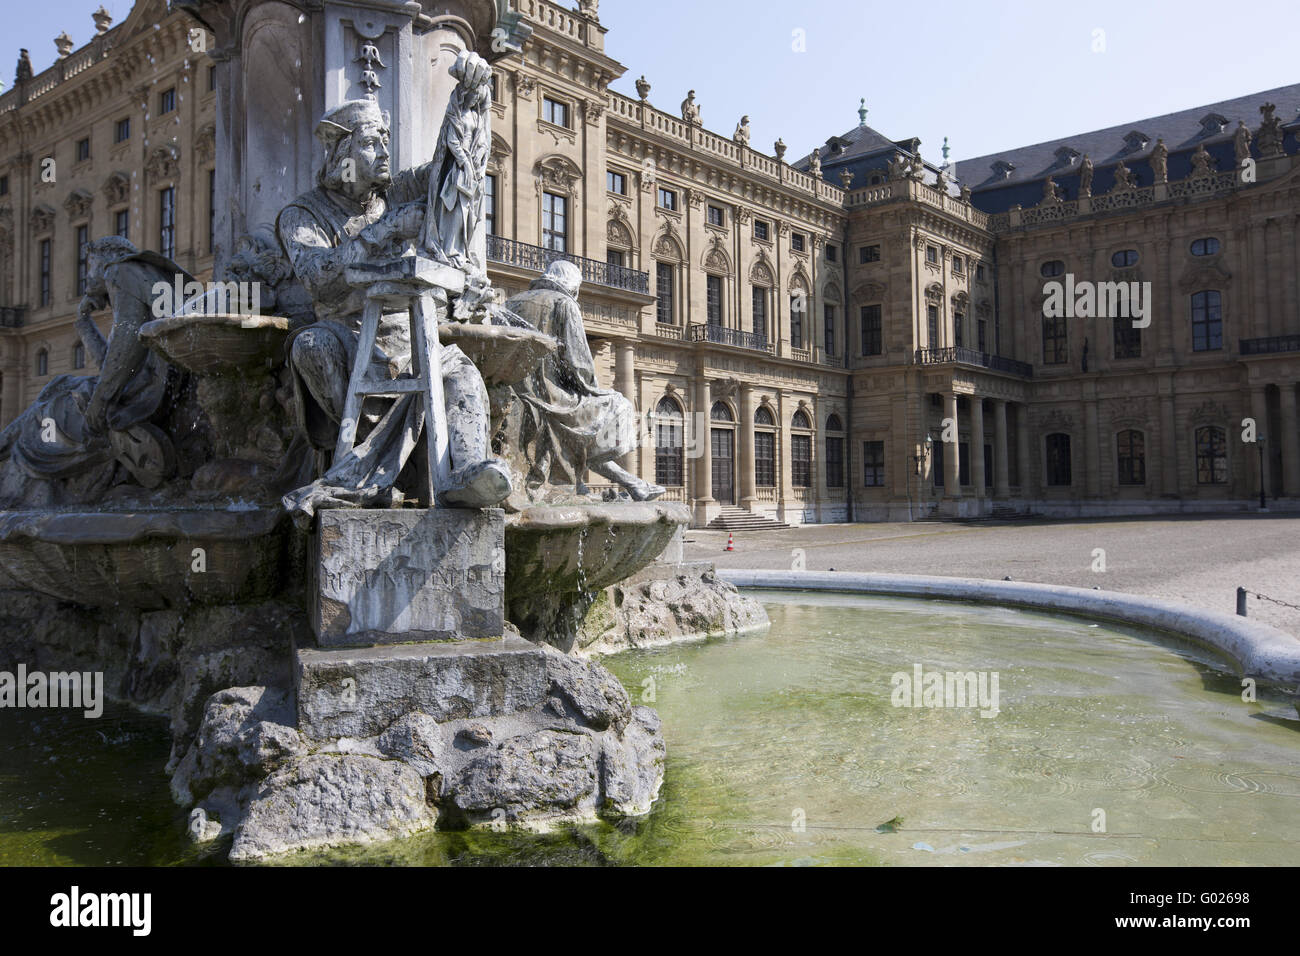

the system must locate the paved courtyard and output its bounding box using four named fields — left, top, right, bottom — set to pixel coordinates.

left=685, top=514, right=1300, bottom=638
